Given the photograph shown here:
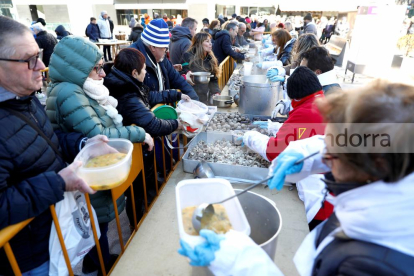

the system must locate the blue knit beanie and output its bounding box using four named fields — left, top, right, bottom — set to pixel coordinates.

left=141, top=19, right=170, bottom=48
